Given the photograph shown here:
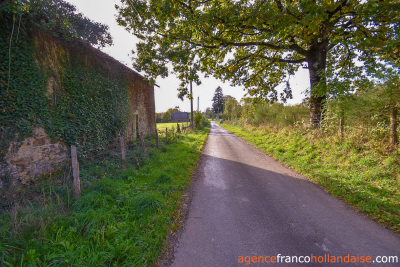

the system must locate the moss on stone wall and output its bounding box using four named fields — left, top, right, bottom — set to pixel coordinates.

left=1, top=14, right=154, bottom=179
left=35, top=32, right=130, bottom=157
left=0, top=17, right=49, bottom=161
